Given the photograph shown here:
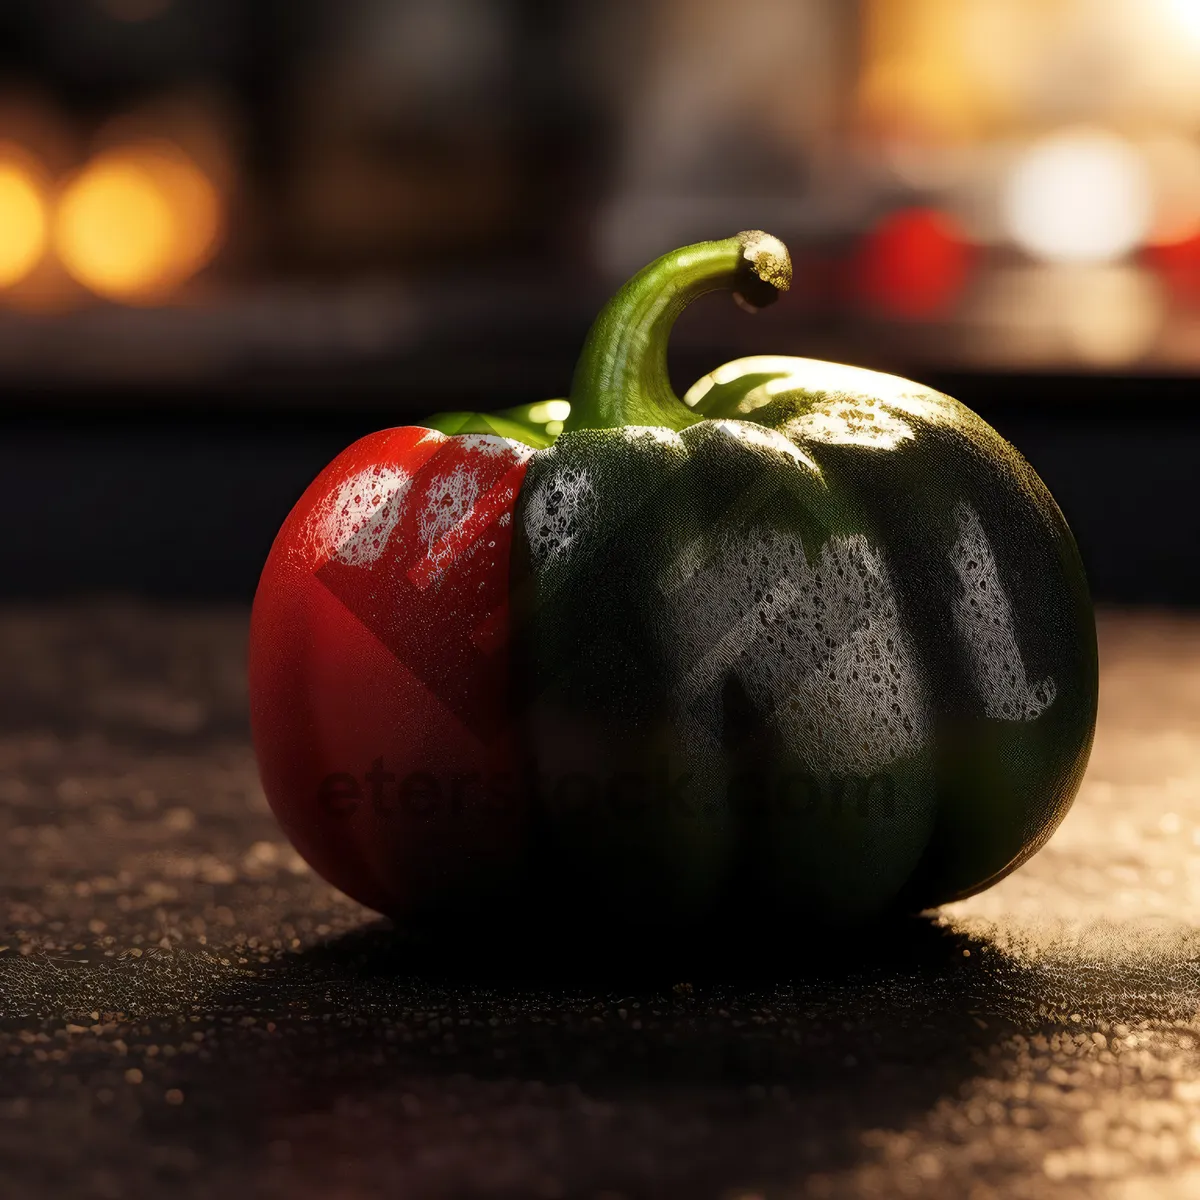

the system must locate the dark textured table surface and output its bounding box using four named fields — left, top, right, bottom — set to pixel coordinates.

left=2, top=604, right=1199, bottom=1199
